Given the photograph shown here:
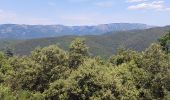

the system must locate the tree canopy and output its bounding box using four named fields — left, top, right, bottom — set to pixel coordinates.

left=0, top=33, right=170, bottom=100
left=159, top=31, right=170, bottom=53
